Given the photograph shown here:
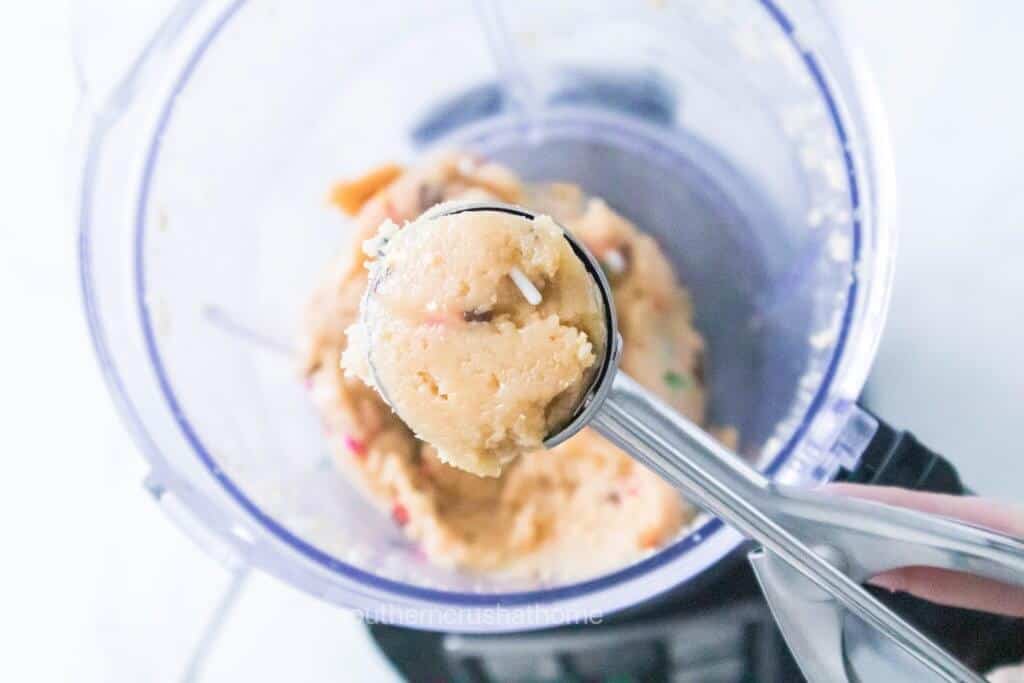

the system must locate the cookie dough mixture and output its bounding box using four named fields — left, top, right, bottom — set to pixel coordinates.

left=343, top=210, right=607, bottom=477
left=301, top=152, right=735, bottom=579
